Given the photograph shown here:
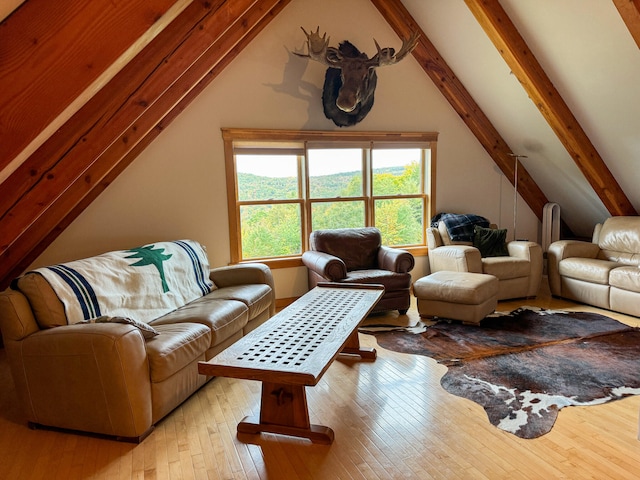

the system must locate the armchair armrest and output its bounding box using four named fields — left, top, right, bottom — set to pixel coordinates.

left=428, top=245, right=483, bottom=273
left=426, top=227, right=443, bottom=249
left=507, top=241, right=543, bottom=297
left=12, top=323, right=153, bottom=439
left=378, top=246, right=415, bottom=273
left=507, top=241, right=542, bottom=261
left=210, top=263, right=274, bottom=290
left=301, top=251, right=347, bottom=281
